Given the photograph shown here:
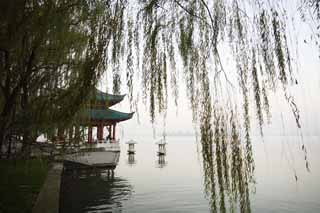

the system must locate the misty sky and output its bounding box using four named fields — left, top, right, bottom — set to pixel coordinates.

left=98, top=1, right=320, bottom=139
